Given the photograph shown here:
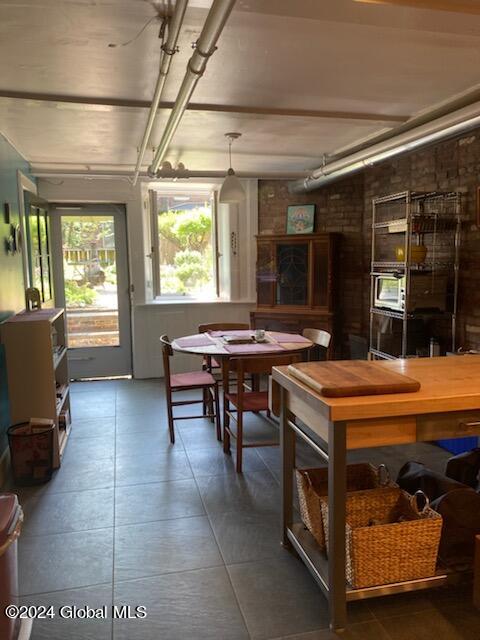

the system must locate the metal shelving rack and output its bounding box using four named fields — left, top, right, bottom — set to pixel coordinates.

left=369, top=191, right=462, bottom=360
